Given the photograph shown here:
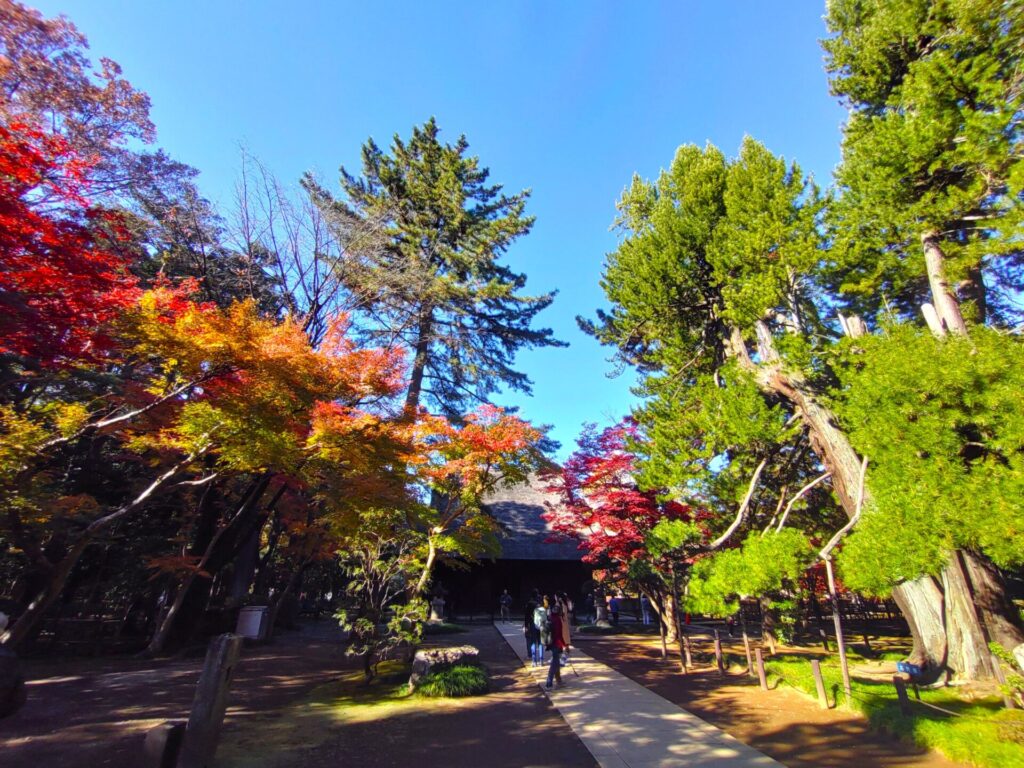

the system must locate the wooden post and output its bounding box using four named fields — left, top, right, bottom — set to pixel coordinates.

left=742, top=631, right=754, bottom=677
left=671, top=569, right=687, bottom=673
left=659, top=616, right=668, bottom=660
left=144, top=720, right=185, bottom=768
left=893, top=675, right=912, bottom=716
left=824, top=558, right=852, bottom=701
left=810, top=659, right=828, bottom=709
left=755, top=648, right=768, bottom=691
left=178, top=633, right=243, bottom=768
left=713, top=629, right=725, bottom=676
